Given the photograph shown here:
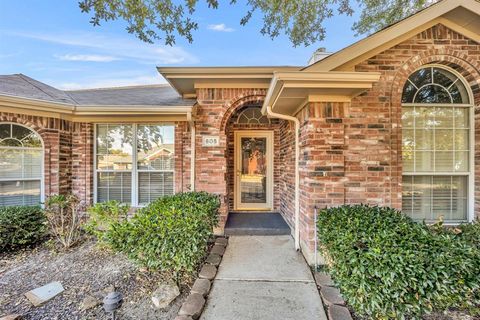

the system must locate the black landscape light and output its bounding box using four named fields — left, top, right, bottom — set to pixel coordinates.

left=103, top=291, right=123, bottom=320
